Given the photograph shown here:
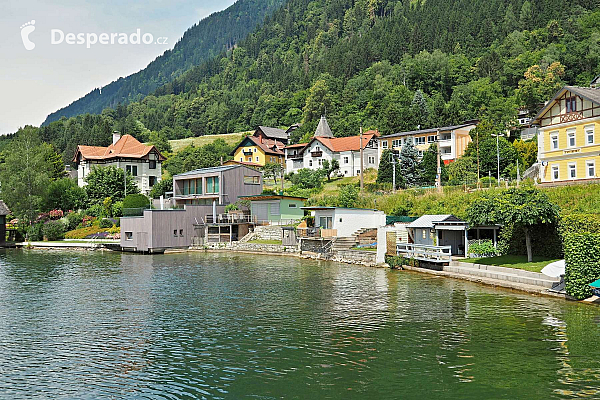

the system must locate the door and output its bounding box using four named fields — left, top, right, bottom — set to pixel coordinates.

left=136, top=232, right=149, bottom=252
